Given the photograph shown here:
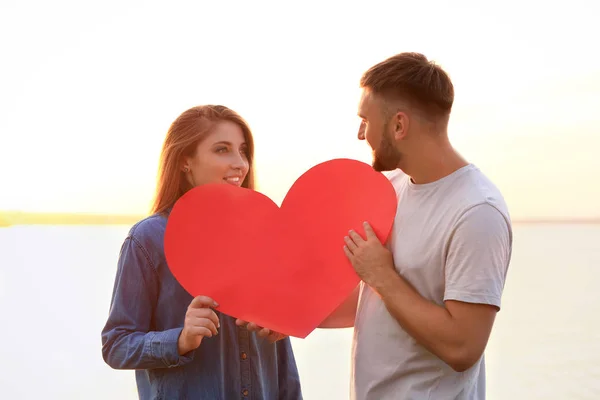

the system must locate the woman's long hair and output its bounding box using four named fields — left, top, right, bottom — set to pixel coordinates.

left=150, top=105, right=256, bottom=215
